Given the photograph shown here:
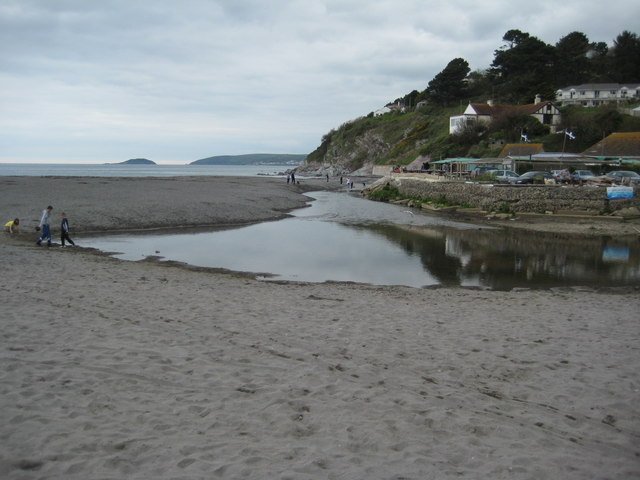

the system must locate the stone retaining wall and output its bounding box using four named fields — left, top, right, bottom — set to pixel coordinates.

left=390, top=178, right=640, bottom=213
